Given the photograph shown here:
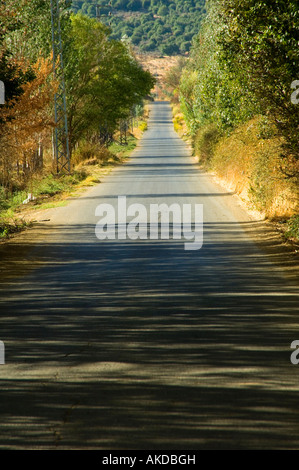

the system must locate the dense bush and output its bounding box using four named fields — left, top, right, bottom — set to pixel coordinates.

left=178, top=0, right=299, bottom=219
